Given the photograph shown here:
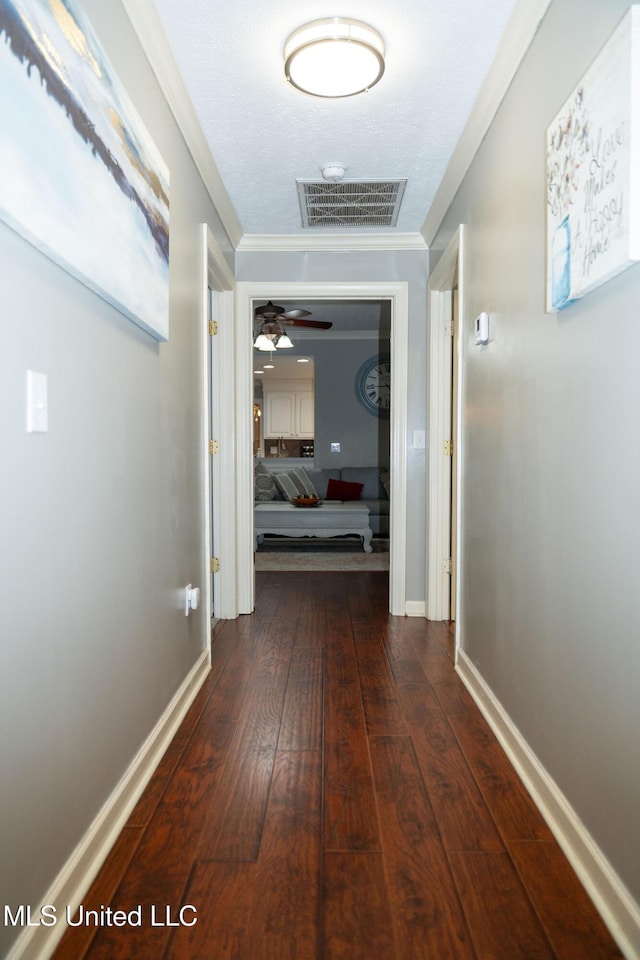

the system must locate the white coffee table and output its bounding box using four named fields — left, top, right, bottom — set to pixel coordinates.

left=255, top=501, right=373, bottom=552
